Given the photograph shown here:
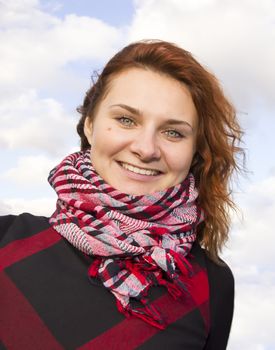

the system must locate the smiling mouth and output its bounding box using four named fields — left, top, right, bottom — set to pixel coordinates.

left=118, top=162, right=162, bottom=176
